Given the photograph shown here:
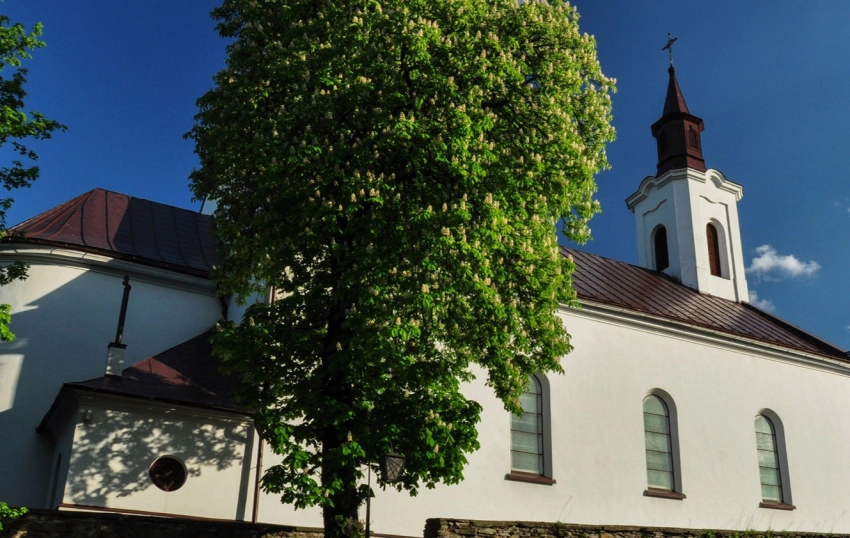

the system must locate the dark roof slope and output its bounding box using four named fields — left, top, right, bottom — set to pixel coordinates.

left=566, top=247, right=847, bottom=360
left=9, top=188, right=219, bottom=278
left=66, top=331, right=244, bottom=413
